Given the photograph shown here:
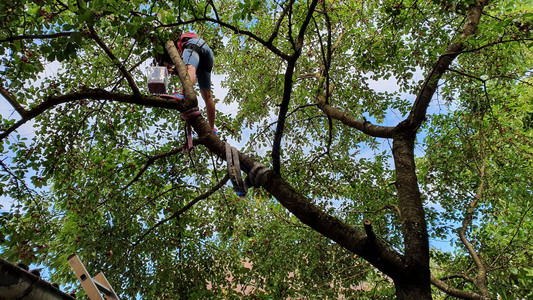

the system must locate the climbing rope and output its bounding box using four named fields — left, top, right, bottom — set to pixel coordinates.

left=180, top=107, right=202, bottom=153
left=245, top=162, right=269, bottom=188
